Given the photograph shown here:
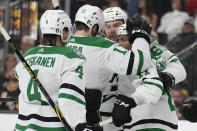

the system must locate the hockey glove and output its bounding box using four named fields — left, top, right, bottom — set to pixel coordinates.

left=112, top=94, right=137, bottom=127
left=85, top=89, right=102, bottom=125
left=181, top=98, right=197, bottom=122
left=158, top=72, right=175, bottom=93
left=75, top=123, right=103, bottom=131
left=126, top=17, right=152, bottom=44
